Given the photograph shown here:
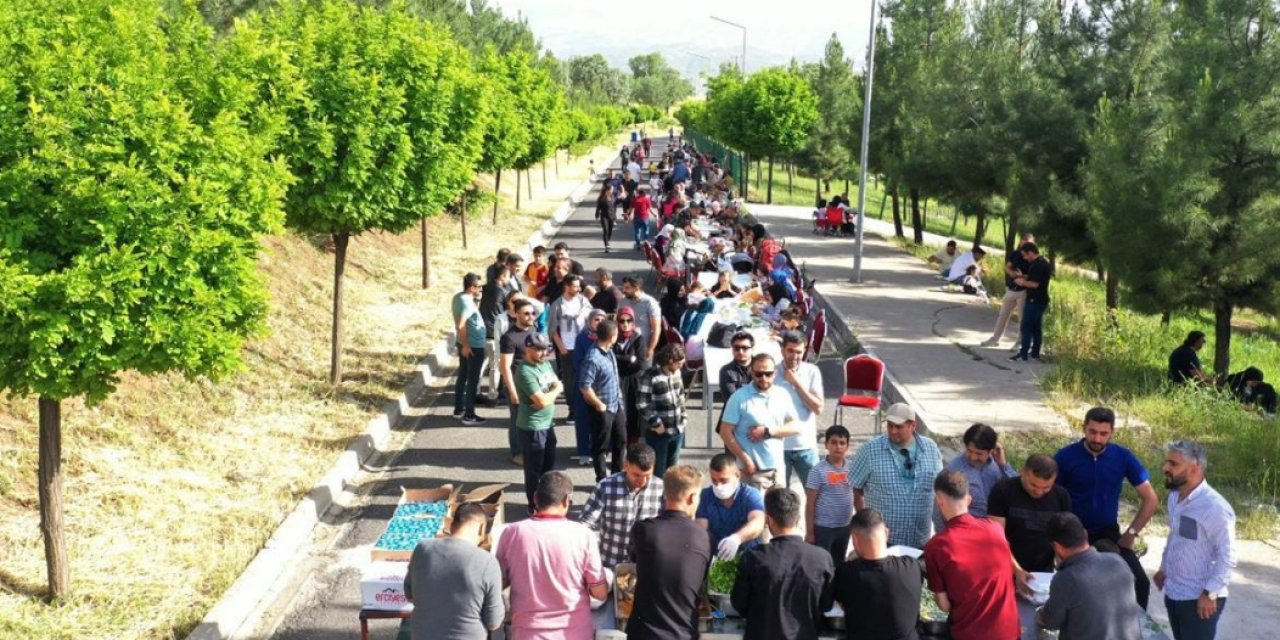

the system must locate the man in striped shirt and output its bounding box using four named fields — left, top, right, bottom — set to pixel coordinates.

left=1155, top=440, right=1237, bottom=640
